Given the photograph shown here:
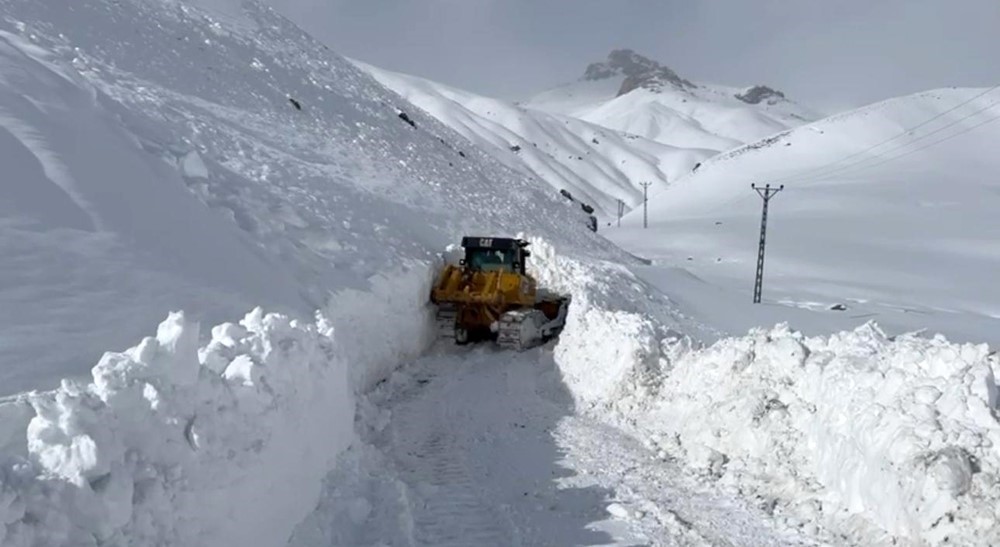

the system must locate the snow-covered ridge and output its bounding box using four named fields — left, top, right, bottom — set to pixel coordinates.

left=525, top=49, right=818, bottom=150
left=356, top=60, right=713, bottom=218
